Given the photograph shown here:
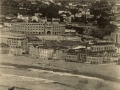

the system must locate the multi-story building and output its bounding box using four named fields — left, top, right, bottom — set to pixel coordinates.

left=65, top=53, right=78, bottom=62
left=90, top=42, right=115, bottom=52
left=29, top=44, right=39, bottom=57
left=29, top=45, right=54, bottom=59
left=39, top=47, right=54, bottom=59
left=87, top=41, right=117, bottom=63
left=0, top=26, right=11, bottom=32
left=11, top=22, right=65, bottom=35
left=111, top=30, right=120, bottom=44
left=0, top=32, right=28, bottom=55
left=115, top=44, right=120, bottom=54
left=78, top=49, right=88, bottom=62
left=52, top=48, right=67, bottom=60
left=4, top=22, right=13, bottom=27
left=0, top=32, right=28, bottom=48
left=87, top=56, right=103, bottom=64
